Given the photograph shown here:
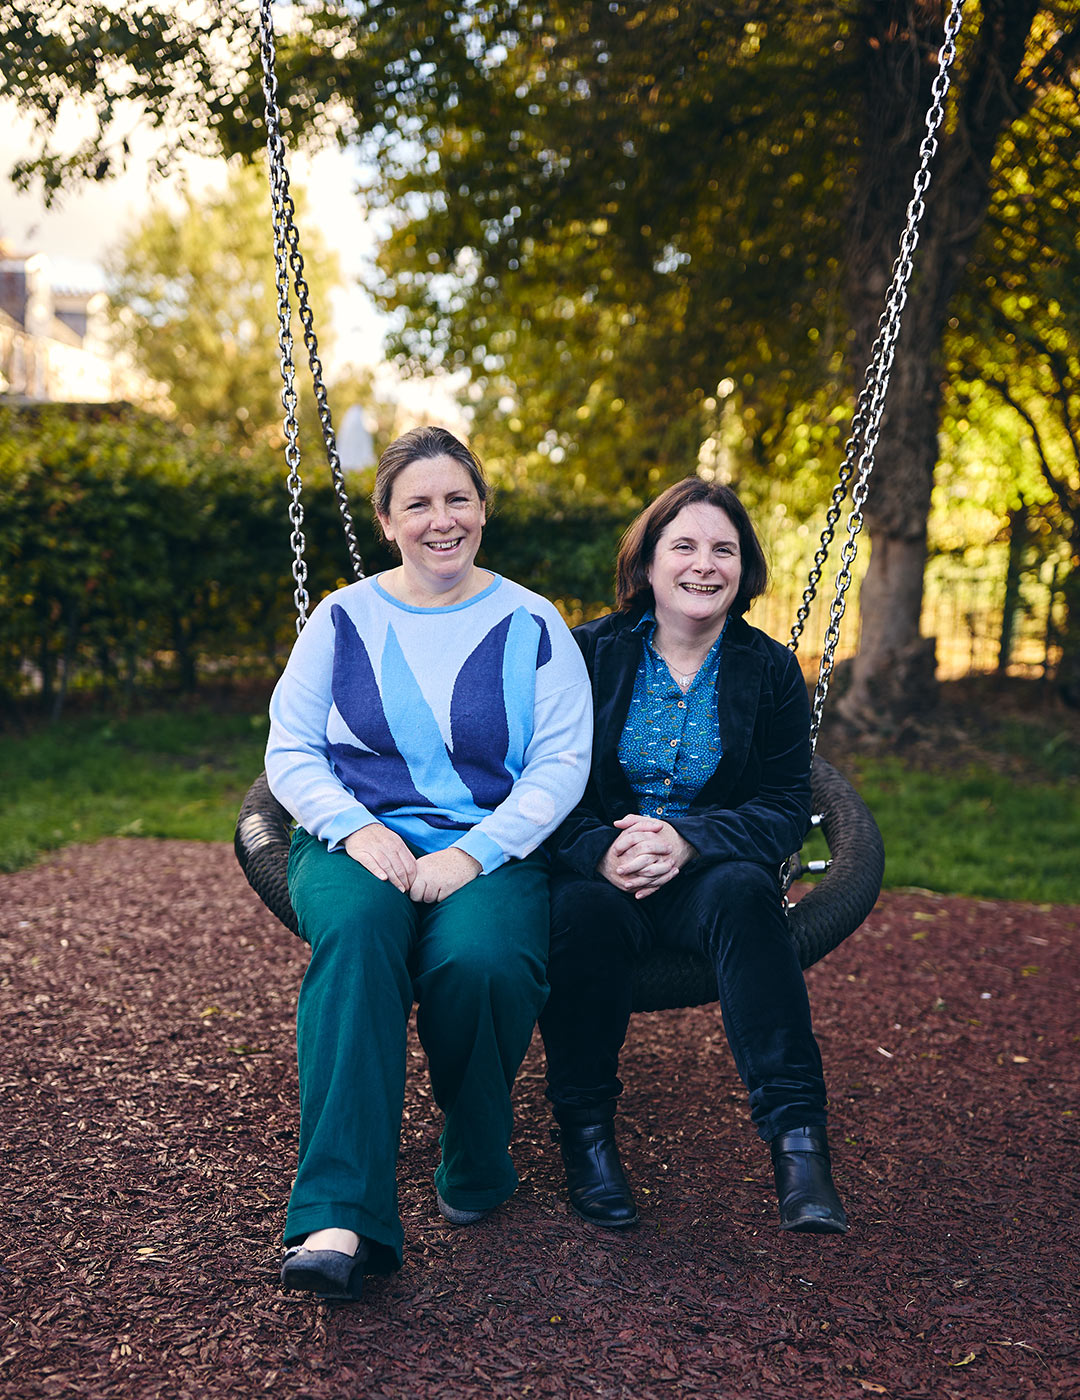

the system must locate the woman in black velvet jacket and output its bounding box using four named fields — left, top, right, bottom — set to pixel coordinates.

left=539, top=477, right=847, bottom=1235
